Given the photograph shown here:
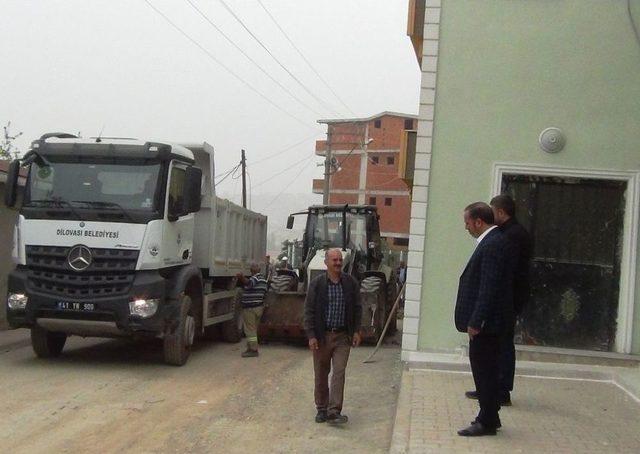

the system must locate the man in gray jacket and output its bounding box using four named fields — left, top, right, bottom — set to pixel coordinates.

left=304, top=248, right=363, bottom=425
